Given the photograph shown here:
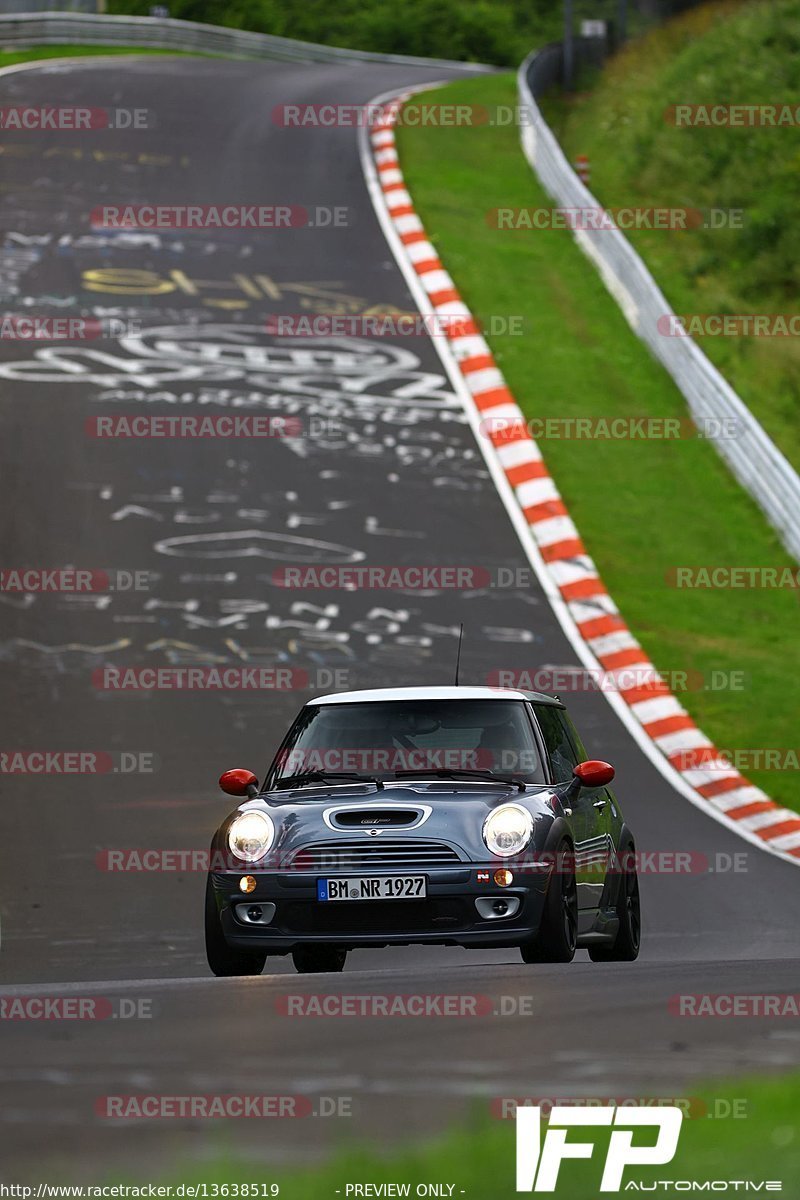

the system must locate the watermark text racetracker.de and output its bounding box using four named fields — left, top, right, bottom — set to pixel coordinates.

left=666, top=566, right=800, bottom=589
left=0, top=568, right=153, bottom=594
left=665, top=102, right=800, bottom=126
left=272, top=101, right=536, bottom=127
left=493, top=1095, right=747, bottom=1120
left=0, top=106, right=151, bottom=131
left=669, top=993, right=800, bottom=1017
left=95, top=1095, right=352, bottom=1119
left=478, top=414, right=743, bottom=441
left=659, top=314, right=800, bottom=337
left=0, top=996, right=154, bottom=1020
left=486, top=666, right=749, bottom=694
left=264, top=313, right=525, bottom=338
left=1, top=750, right=157, bottom=775
left=0, top=316, right=142, bottom=341
left=91, top=666, right=349, bottom=692
left=274, top=993, right=535, bottom=1017
left=272, top=565, right=495, bottom=590
left=488, top=207, right=744, bottom=231
left=85, top=414, right=304, bottom=439
left=91, top=205, right=349, bottom=230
